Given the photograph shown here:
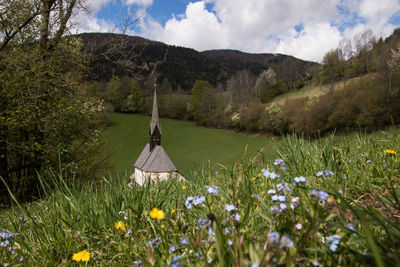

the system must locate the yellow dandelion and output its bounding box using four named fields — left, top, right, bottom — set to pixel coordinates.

left=114, top=221, right=127, bottom=233
left=149, top=208, right=165, bottom=220
left=171, top=209, right=176, bottom=214
left=181, top=185, right=187, bottom=190
left=72, top=250, right=90, bottom=262
left=384, top=149, right=398, bottom=156
left=160, top=224, right=165, bottom=229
